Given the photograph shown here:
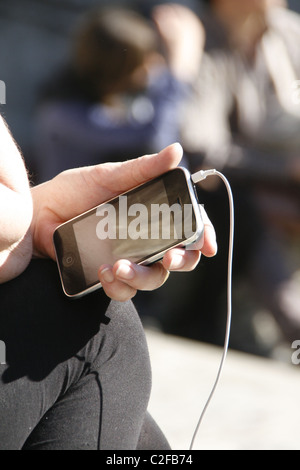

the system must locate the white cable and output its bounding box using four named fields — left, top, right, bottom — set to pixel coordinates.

left=189, top=169, right=234, bottom=450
